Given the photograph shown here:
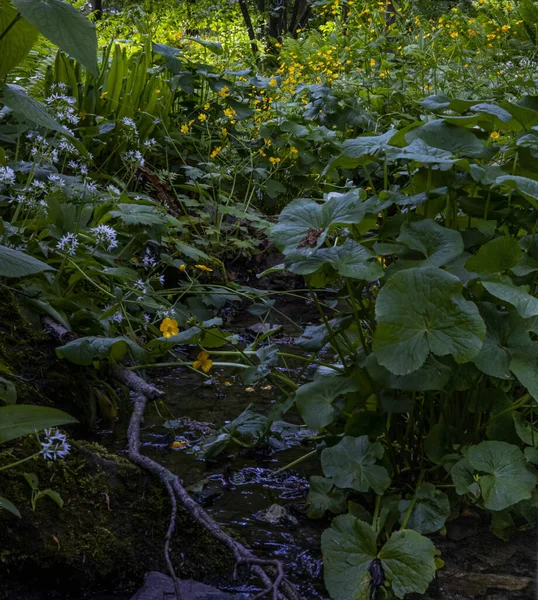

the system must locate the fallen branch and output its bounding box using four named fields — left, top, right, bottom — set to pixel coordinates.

left=44, top=317, right=301, bottom=600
